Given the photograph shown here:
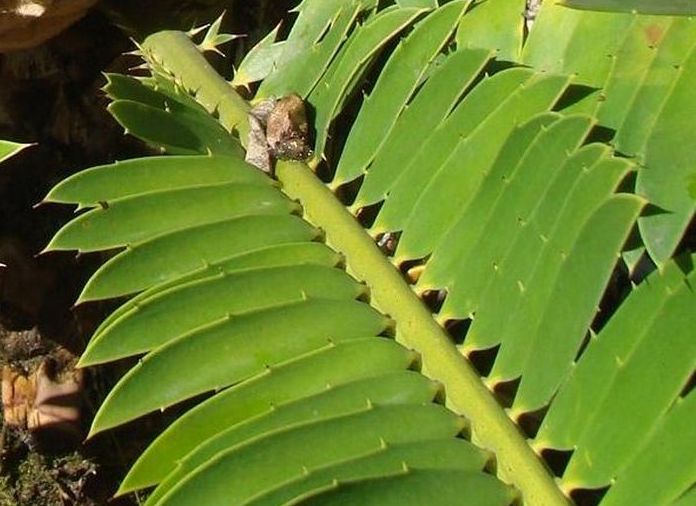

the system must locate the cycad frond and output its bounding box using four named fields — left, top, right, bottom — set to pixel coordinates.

left=41, top=1, right=696, bottom=504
